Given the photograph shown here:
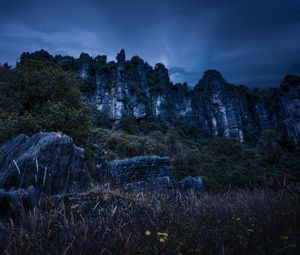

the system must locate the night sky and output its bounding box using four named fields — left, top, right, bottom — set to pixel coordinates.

left=0, top=0, right=299, bottom=88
